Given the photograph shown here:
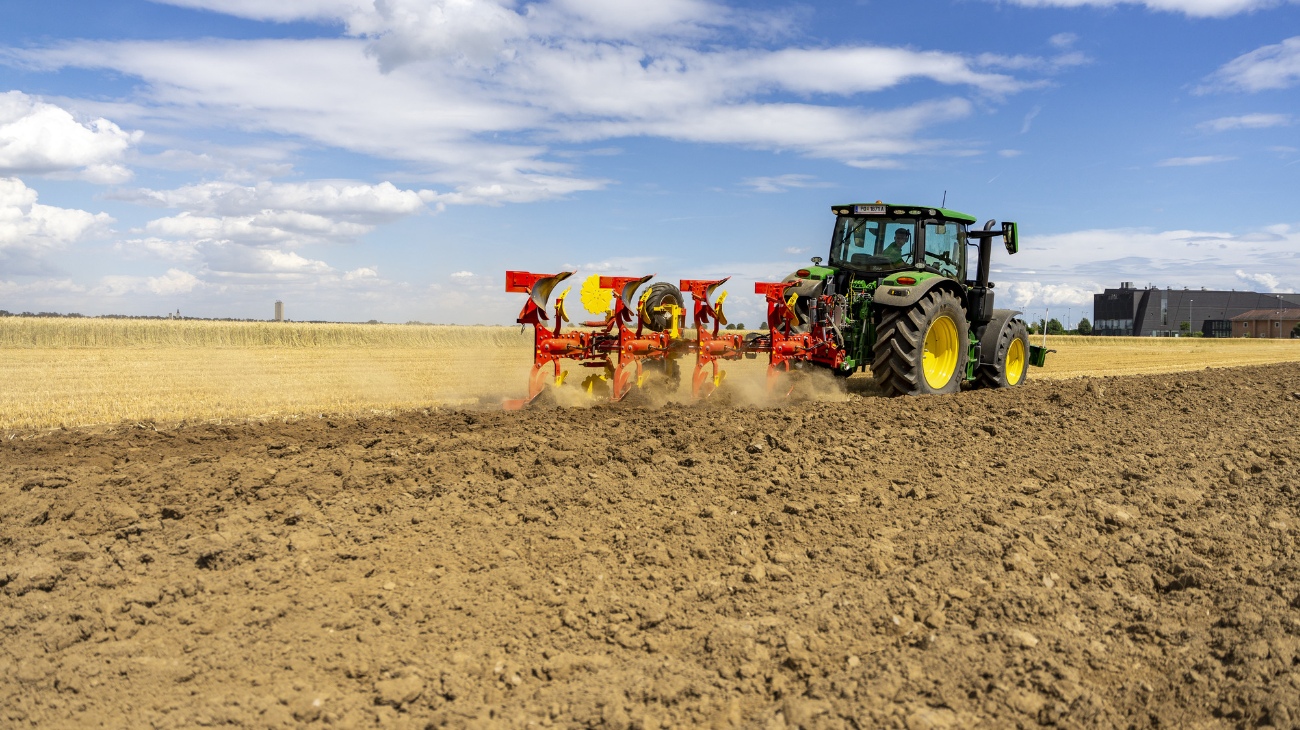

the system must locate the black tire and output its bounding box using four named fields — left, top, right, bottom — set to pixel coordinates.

left=871, top=288, right=969, bottom=396
left=976, top=318, right=1030, bottom=389
left=639, top=282, right=683, bottom=333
